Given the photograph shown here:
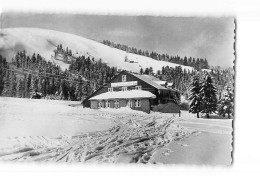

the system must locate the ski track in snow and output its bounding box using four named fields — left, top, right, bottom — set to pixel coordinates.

left=0, top=112, right=193, bottom=163
left=0, top=97, right=194, bottom=163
